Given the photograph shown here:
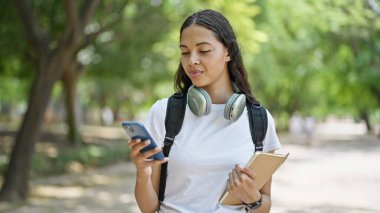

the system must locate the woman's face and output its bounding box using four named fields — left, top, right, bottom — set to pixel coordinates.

left=180, top=24, right=230, bottom=90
